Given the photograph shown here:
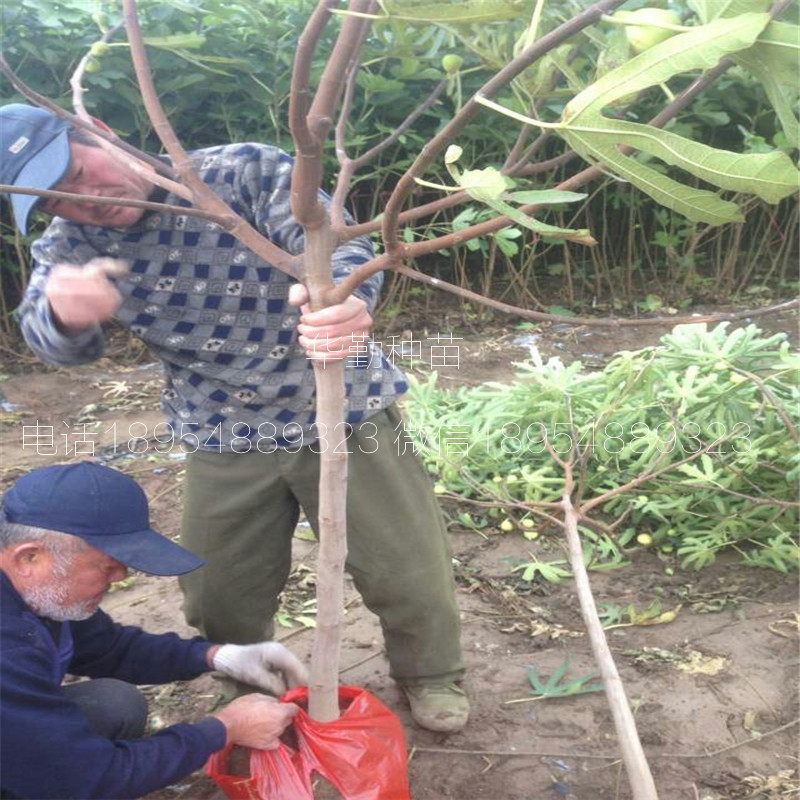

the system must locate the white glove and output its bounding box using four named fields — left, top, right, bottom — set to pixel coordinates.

left=212, top=641, right=308, bottom=695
